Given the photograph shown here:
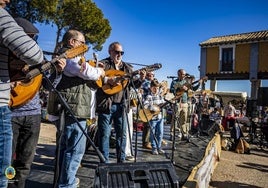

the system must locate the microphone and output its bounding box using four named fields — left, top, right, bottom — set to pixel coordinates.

left=93, top=52, right=100, bottom=67
left=167, top=76, right=178, bottom=79
left=185, top=73, right=195, bottom=78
